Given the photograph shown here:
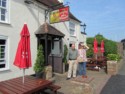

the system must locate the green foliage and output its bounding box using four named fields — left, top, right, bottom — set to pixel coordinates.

left=95, top=34, right=105, bottom=46
left=63, top=44, right=68, bottom=64
left=33, top=45, right=45, bottom=73
left=104, top=40, right=117, bottom=56
left=87, top=37, right=94, bottom=44
left=107, top=54, right=121, bottom=61
left=86, top=44, right=93, bottom=58
left=86, top=34, right=118, bottom=57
